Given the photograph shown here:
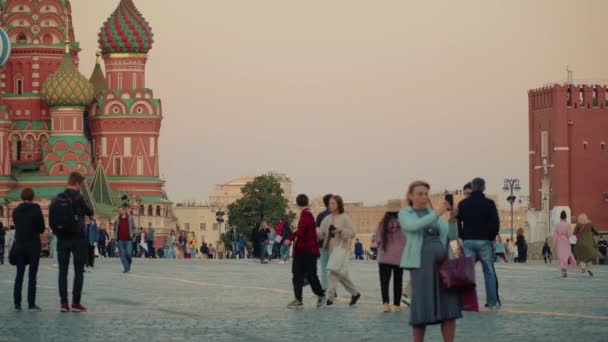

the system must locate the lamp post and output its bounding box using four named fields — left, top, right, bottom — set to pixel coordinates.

left=215, top=209, right=225, bottom=237
left=503, top=178, right=521, bottom=241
